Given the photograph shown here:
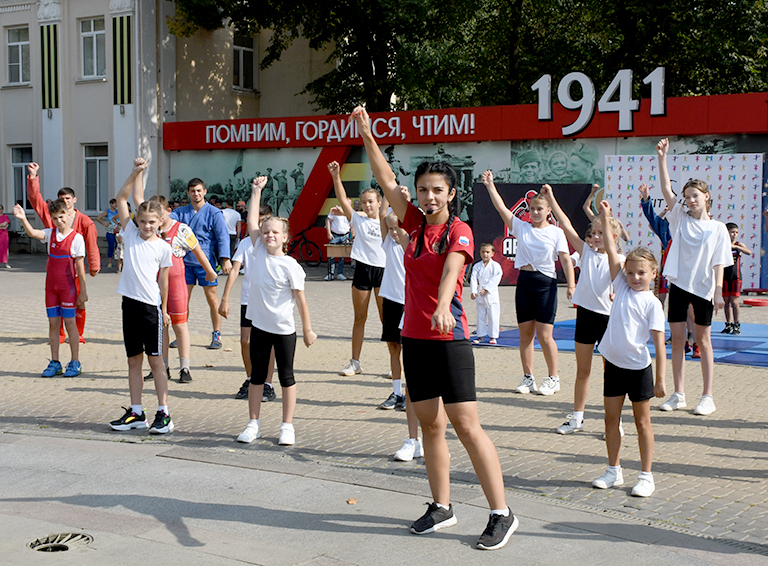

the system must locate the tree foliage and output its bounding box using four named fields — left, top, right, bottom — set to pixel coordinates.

left=172, top=0, right=768, bottom=113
